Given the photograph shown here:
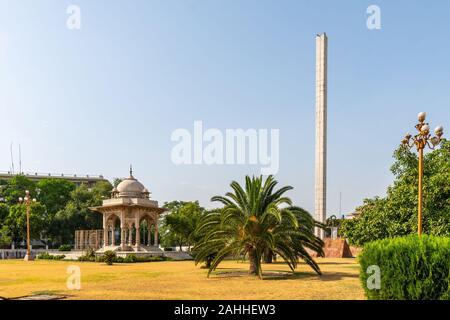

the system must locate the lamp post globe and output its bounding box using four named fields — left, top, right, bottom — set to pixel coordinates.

left=418, top=112, right=426, bottom=122
left=435, top=126, right=444, bottom=137
left=421, top=124, right=430, bottom=135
